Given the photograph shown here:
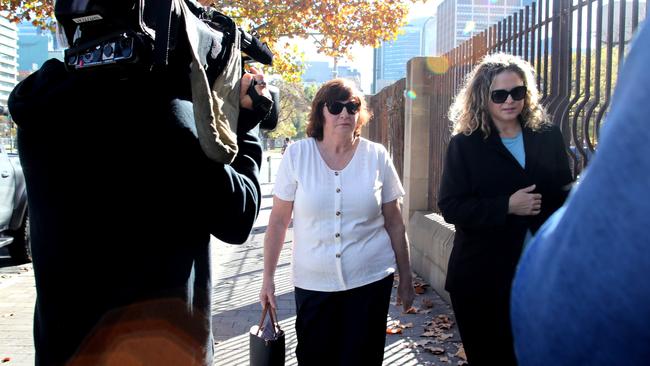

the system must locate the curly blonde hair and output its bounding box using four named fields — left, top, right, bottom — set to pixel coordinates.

left=448, top=53, right=549, bottom=137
